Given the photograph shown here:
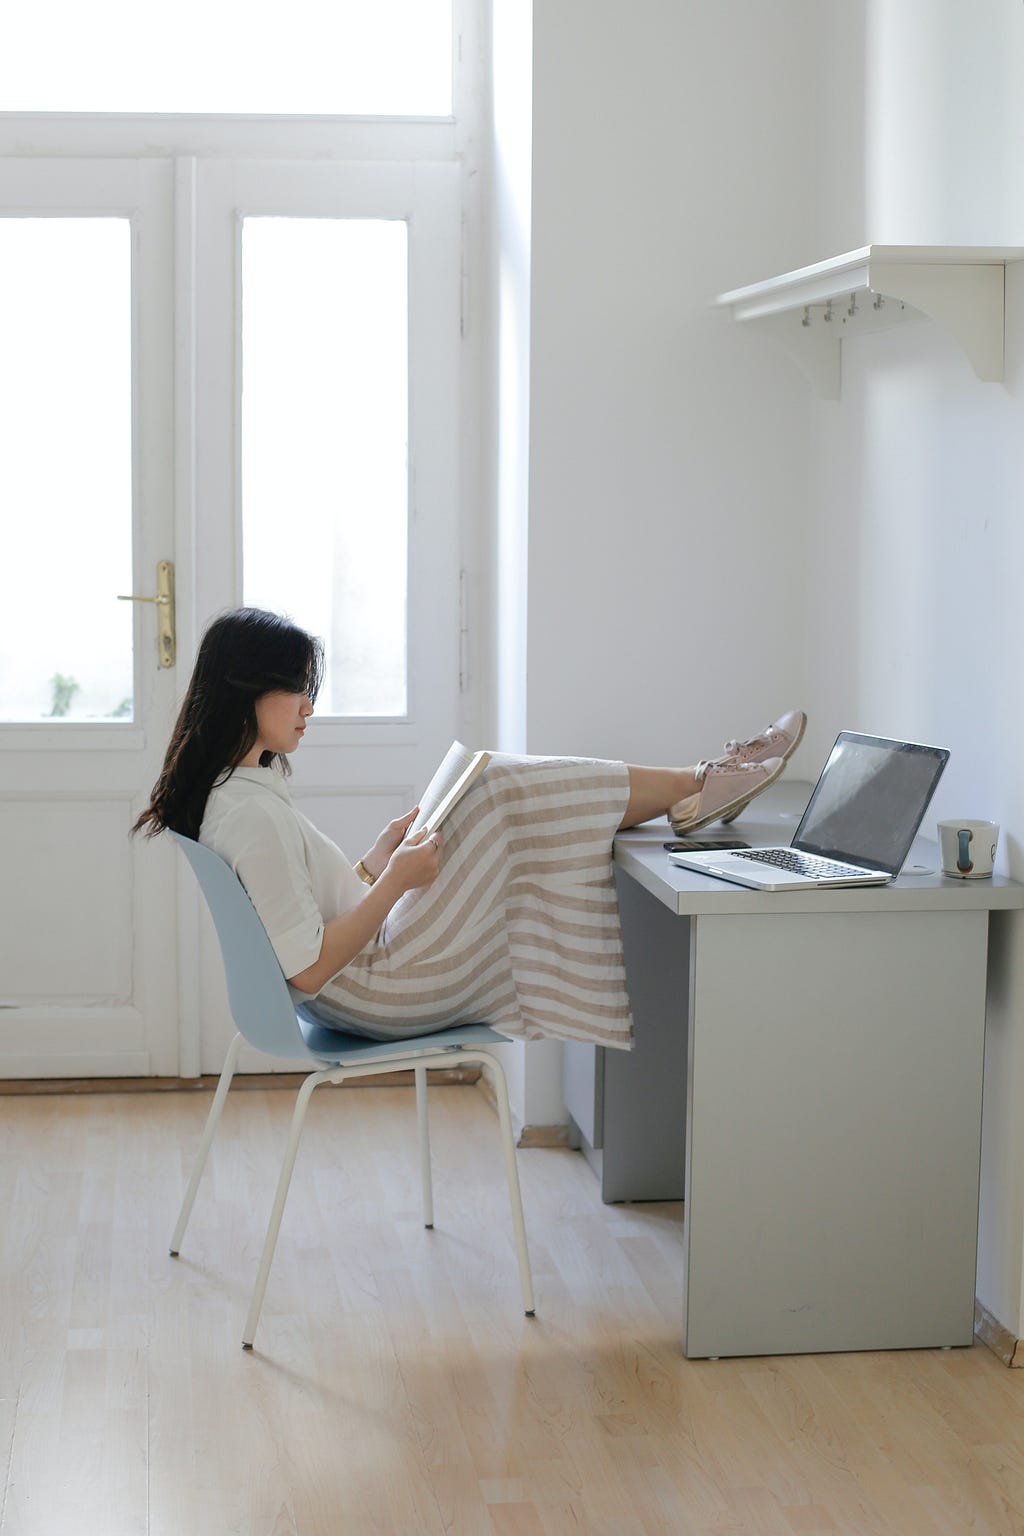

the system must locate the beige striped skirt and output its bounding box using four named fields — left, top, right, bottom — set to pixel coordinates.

left=310, top=755, right=634, bottom=1049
